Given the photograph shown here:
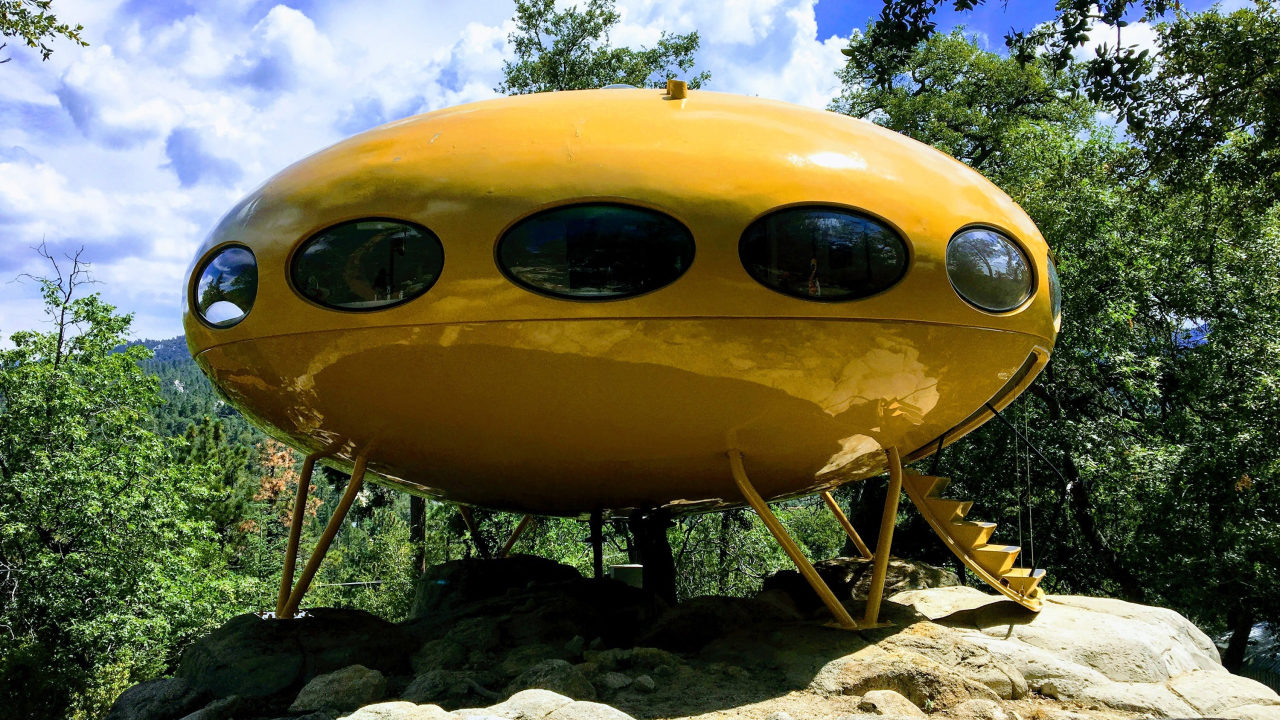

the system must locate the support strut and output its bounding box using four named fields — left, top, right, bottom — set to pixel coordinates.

left=821, top=491, right=873, bottom=560
left=863, top=446, right=903, bottom=628
left=728, top=450, right=858, bottom=629
left=498, top=515, right=534, bottom=558
left=278, top=451, right=368, bottom=619
left=458, top=506, right=493, bottom=559
left=729, top=448, right=903, bottom=629
left=276, top=453, right=317, bottom=616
